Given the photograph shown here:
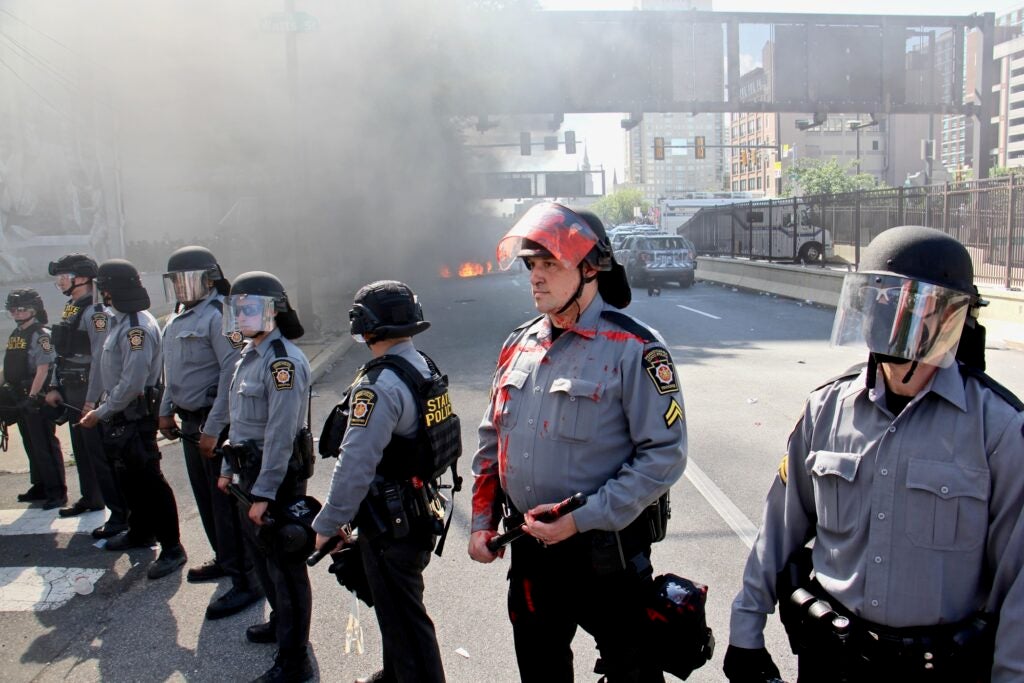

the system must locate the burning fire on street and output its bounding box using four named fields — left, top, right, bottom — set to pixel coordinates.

left=440, top=261, right=493, bottom=278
